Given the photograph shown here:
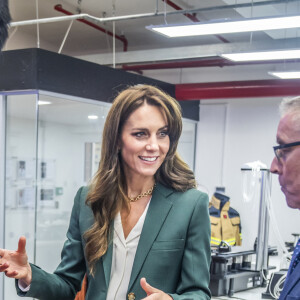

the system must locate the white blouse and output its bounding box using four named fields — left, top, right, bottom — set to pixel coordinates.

left=106, top=200, right=150, bottom=300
